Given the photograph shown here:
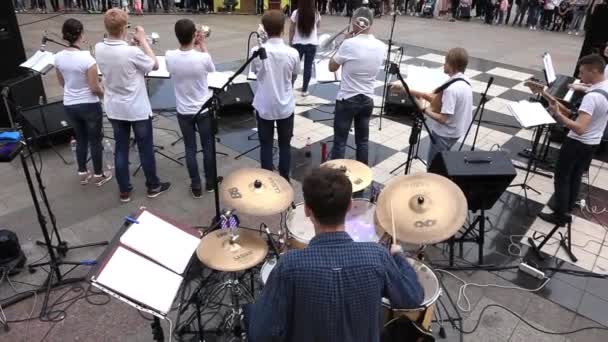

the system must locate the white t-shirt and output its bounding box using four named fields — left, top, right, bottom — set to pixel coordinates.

left=250, top=38, right=300, bottom=120
left=54, top=50, right=99, bottom=106
left=604, top=65, right=608, bottom=79
left=431, top=73, right=474, bottom=139
left=95, top=39, right=155, bottom=121
left=165, top=49, right=216, bottom=115
left=333, top=34, right=386, bottom=100
left=290, top=9, right=320, bottom=46
left=569, top=80, right=608, bottom=145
